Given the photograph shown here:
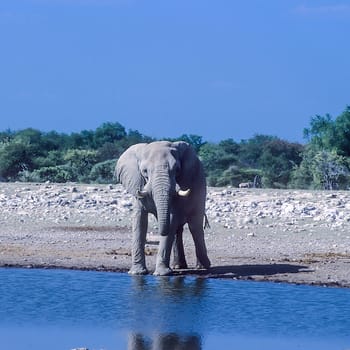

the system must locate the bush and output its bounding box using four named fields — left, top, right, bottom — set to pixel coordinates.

left=0, top=141, right=36, bottom=180
left=89, top=159, right=116, bottom=183
left=216, top=166, right=262, bottom=187
left=290, top=148, right=350, bottom=190
left=19, top=165, right=77, bottom=183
